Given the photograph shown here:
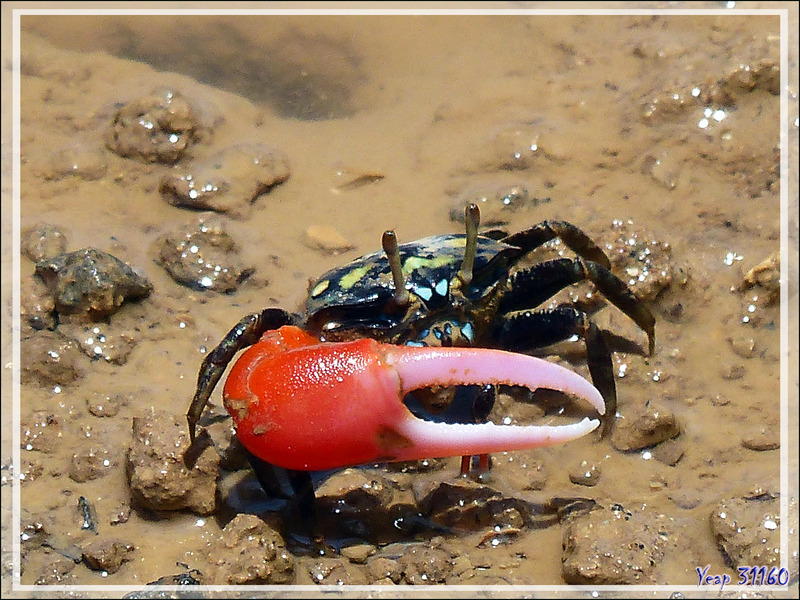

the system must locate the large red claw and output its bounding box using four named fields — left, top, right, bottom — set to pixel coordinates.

left=223, top=326, right=604, bottom=472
